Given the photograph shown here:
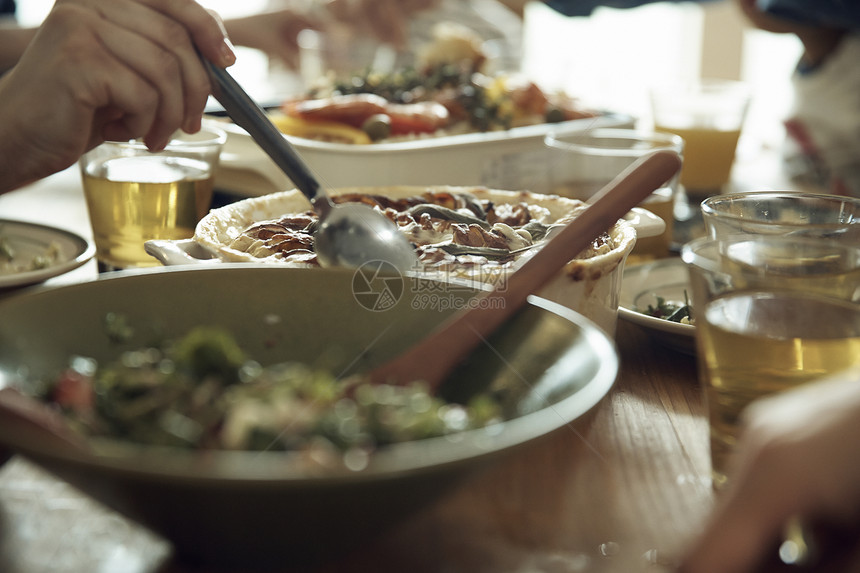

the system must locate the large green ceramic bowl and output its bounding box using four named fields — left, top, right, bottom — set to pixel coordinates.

left=0, top=266, right=617, bottom=568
